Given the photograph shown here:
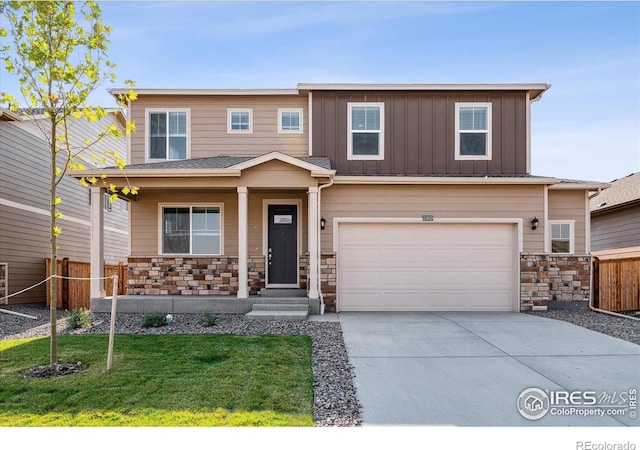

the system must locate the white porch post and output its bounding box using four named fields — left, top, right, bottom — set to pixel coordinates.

left=237, top=187, right=248, bottom=299
left=90, top=186, right=105, bottom=298
left=308, top=187, right=319, bottom=299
